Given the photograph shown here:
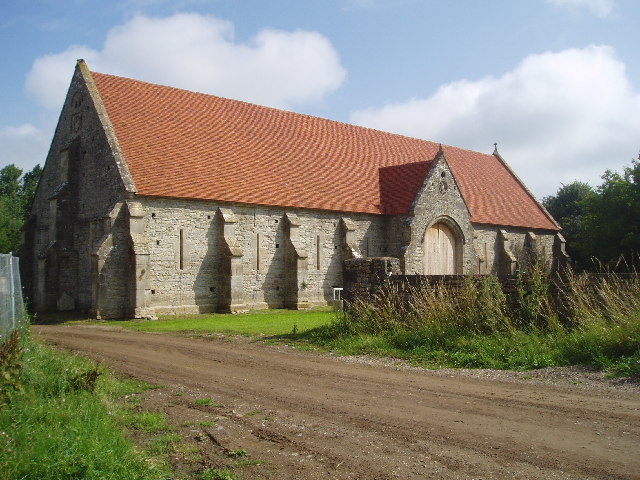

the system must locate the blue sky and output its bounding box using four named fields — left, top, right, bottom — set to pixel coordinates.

left=1, top=0, right=639, bottom=198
